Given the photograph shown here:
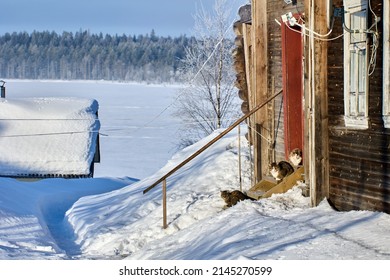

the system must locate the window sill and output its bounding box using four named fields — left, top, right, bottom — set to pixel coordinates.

left=383, top=115, right=390, bottom=129
left=344, top=116, right=369, bottom=129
